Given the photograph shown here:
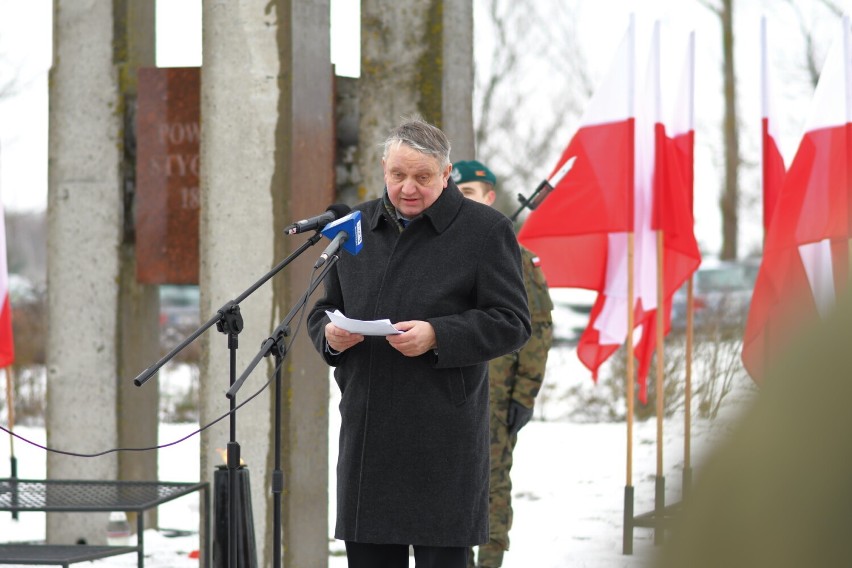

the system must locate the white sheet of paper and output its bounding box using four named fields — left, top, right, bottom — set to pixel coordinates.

left=326, top=309, right=402, bottom=336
